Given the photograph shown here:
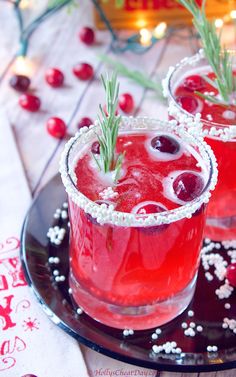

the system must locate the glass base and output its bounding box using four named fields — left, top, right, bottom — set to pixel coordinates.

left=70, top=272, right=197, bottom=330
left=205, top=216, right=236, bottom=241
